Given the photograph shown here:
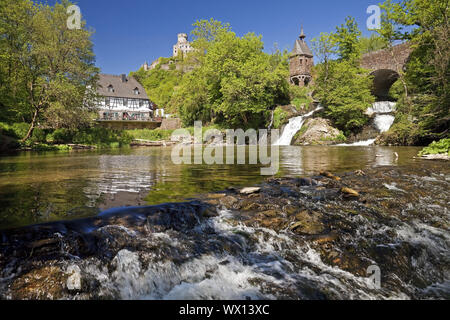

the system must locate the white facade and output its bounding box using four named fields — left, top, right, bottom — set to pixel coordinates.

left=173, top=33, right=194, bottom=57
left=98, top=97, right=153, bottom=121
